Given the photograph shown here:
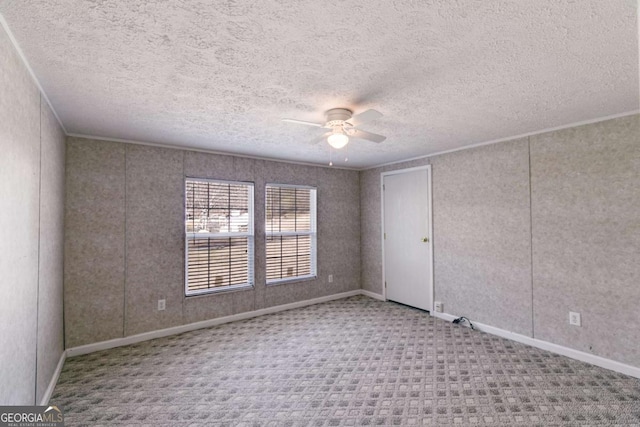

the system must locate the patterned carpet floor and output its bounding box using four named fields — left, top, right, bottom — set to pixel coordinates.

left=52, top=296, right=640, bottom=426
